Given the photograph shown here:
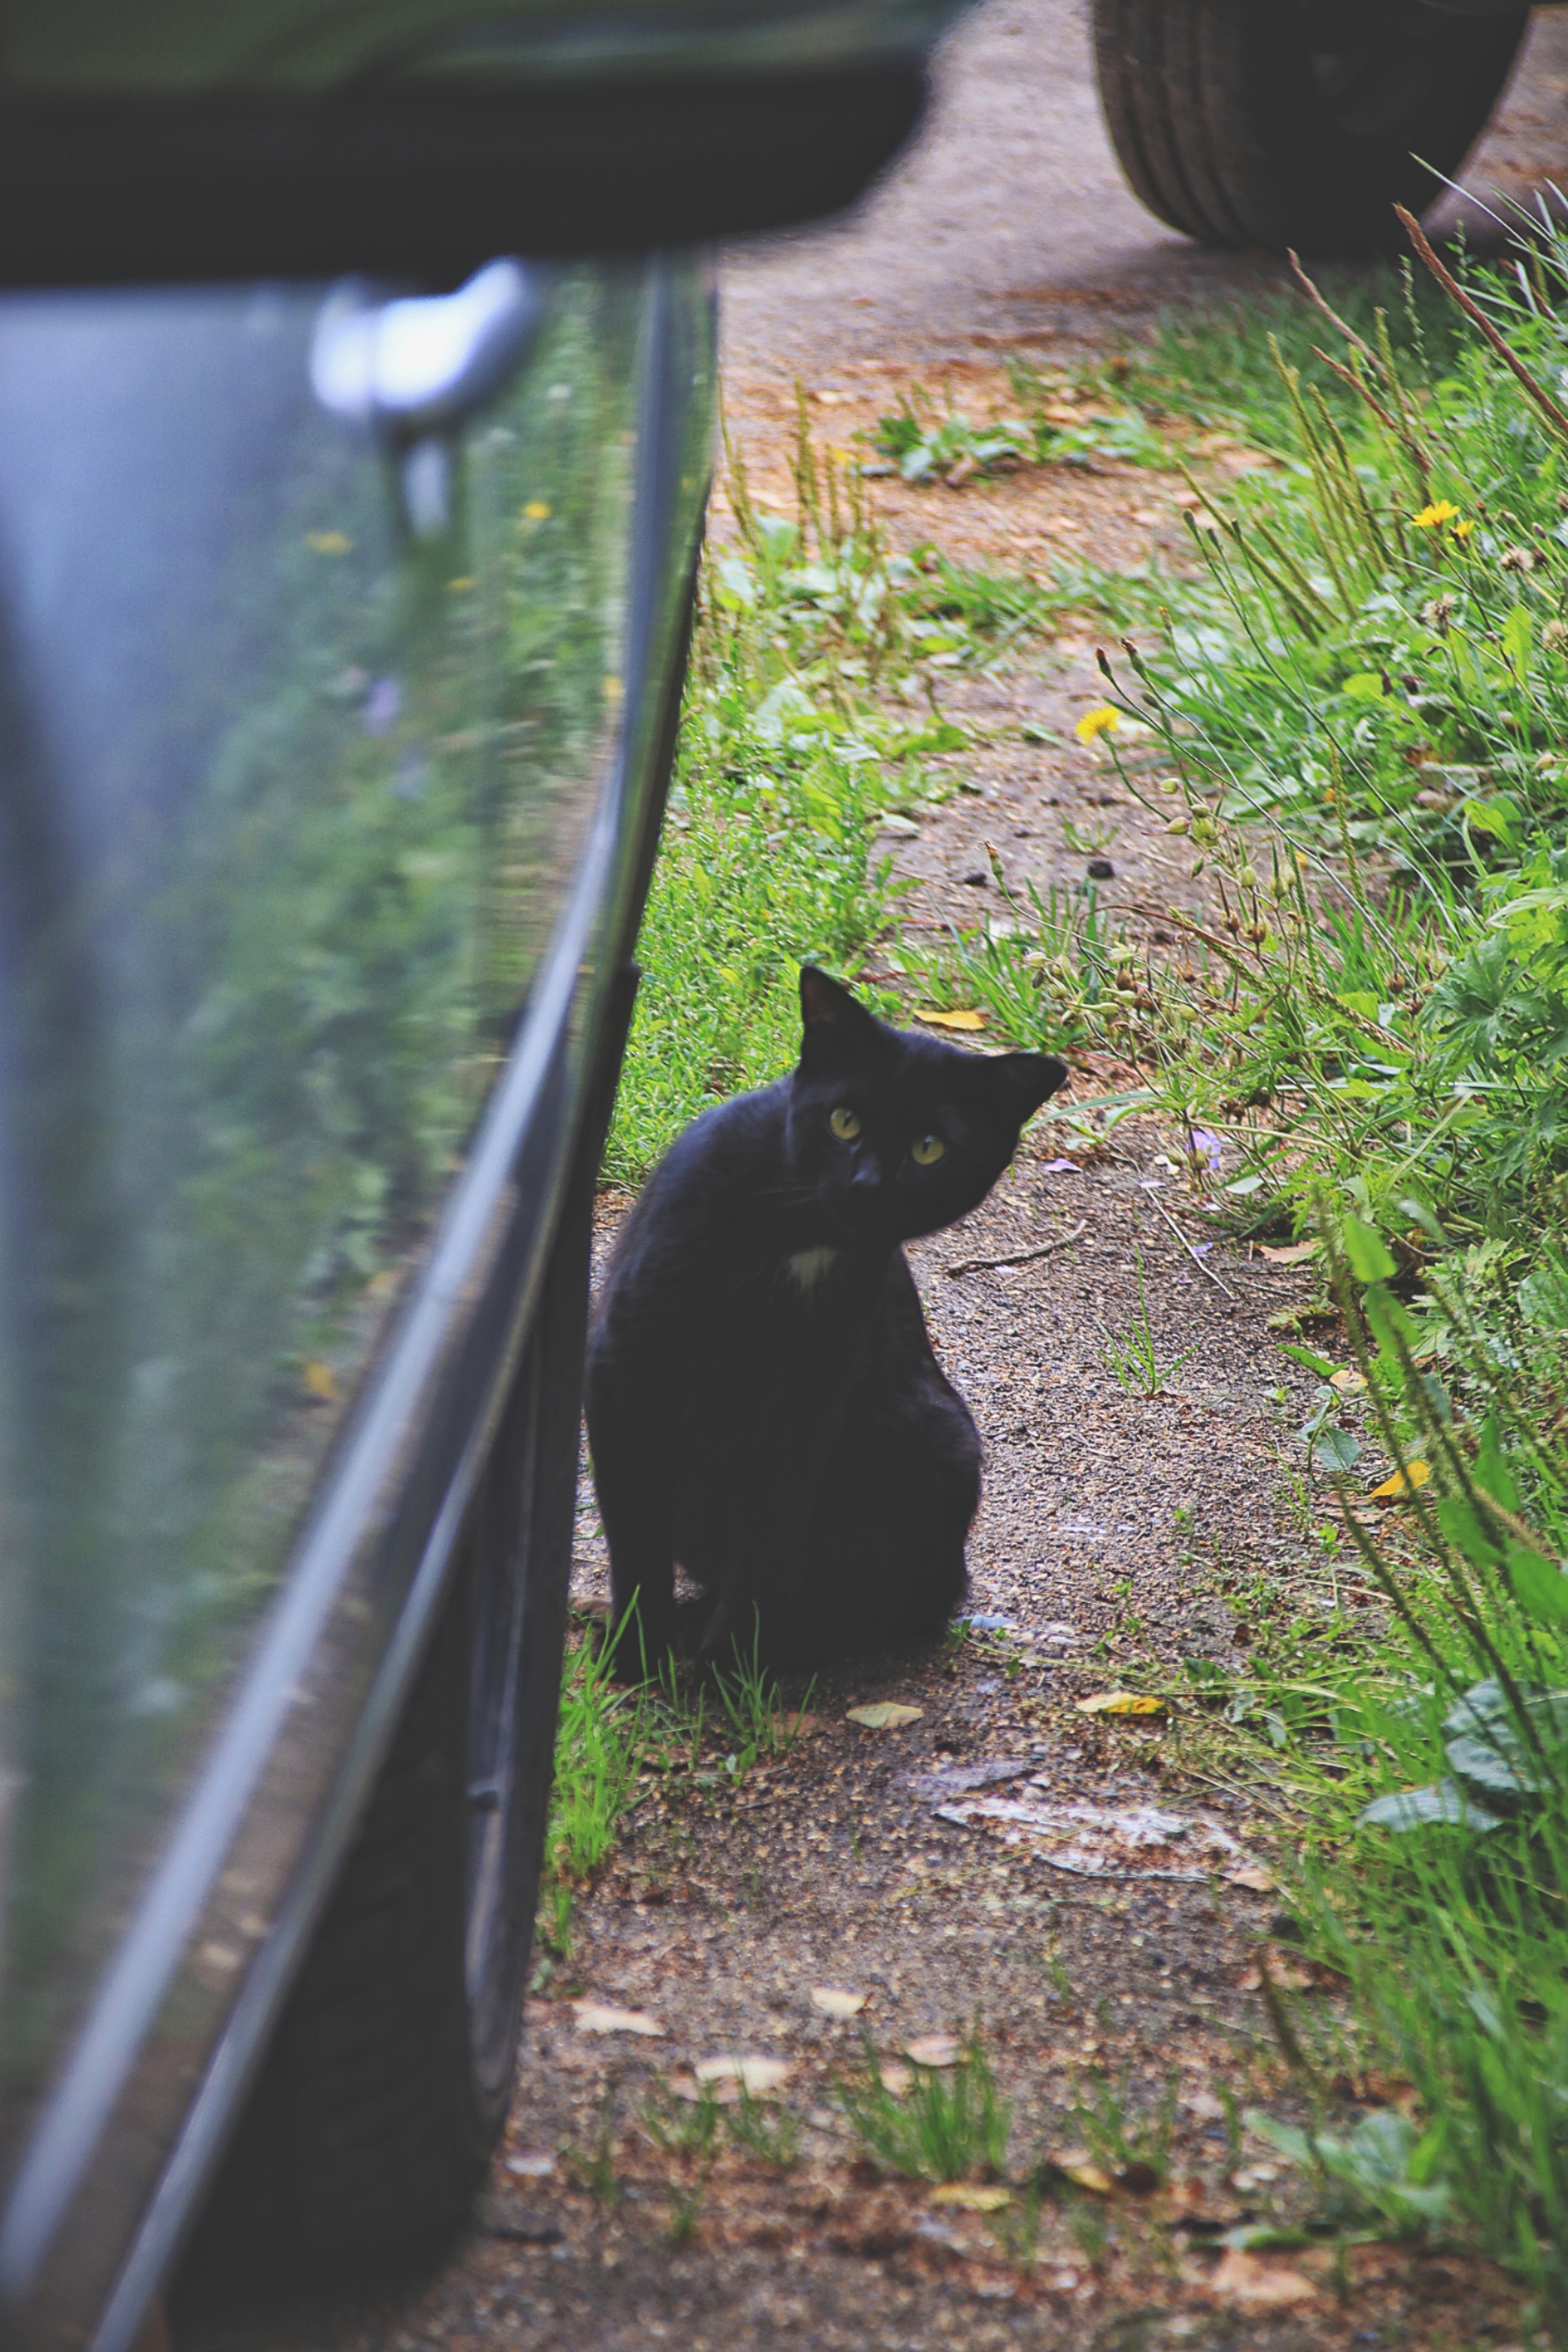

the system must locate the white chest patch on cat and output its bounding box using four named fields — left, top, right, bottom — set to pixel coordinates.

left=787, top=1245, right=842, bottom=1293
